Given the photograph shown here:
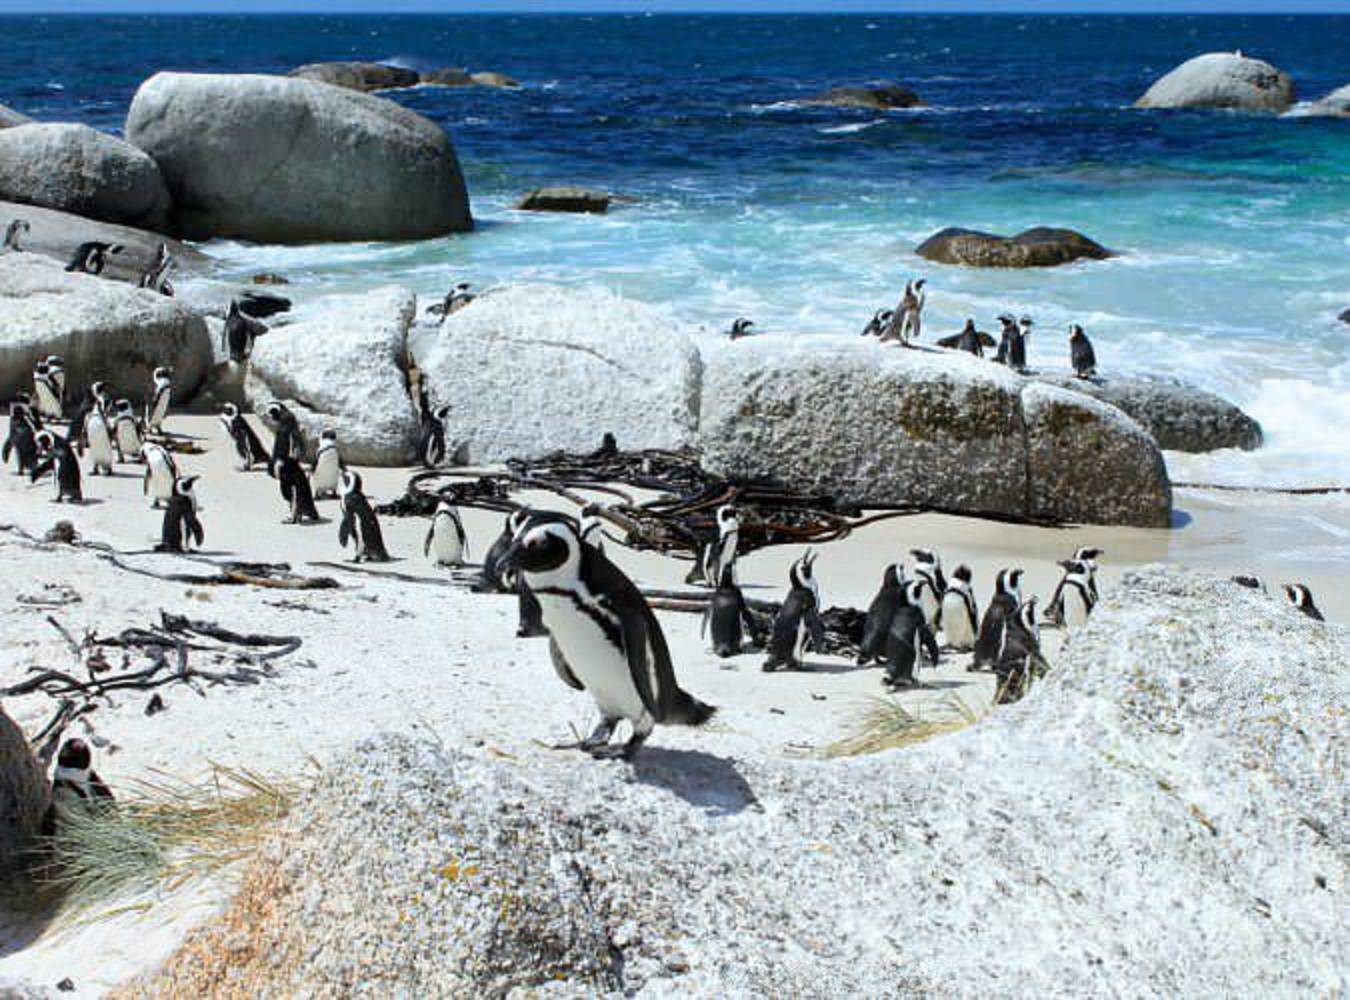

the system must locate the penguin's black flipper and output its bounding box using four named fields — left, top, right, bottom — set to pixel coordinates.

left=808, top=606, right=827, bottom=655
left=920, top=621, right=940, bottom=666
left=29, top=456, right=52, bottom=483
left=548, top=637, right=585, bottom=691
left=2, top=438, right=11, bottom=464
left=188, top=512, right=204, bottom=548
left=338, top=508, right=354, bottom=549
left=935, top=333, right=963, bottom=349
left=423, top=524, right=434, bottom=558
